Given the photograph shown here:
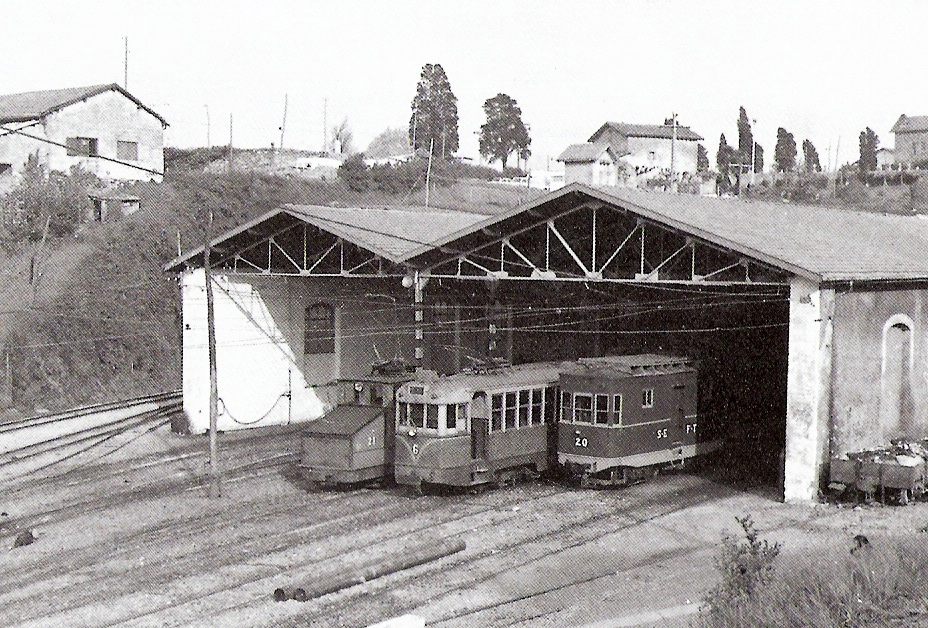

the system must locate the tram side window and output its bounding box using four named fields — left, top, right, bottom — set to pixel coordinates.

left=491, top=394, right=504, bottom=432
left=530, top=389, right=543, bottom=424
left=642, top=388, right=654, bottom=408
left=518, top=390, right=530, bottom=427
left=452, top=403, right=467, bottom=431
left=505, top=391, right=517, bottom=429
left=560, top=390, right=572, bottom=422
left=545, top=387, right=558, bottom=423
left=410, top=403, right=425, bottom=428
left=595, top=394, right=609, bottom=425
left=575, top=394, right=593, bottom=423
left=426, top=404, right=439, bottom=429
left=613, top=394, right=623, bottom=425
left=397, top=402, right=408, bottom=426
